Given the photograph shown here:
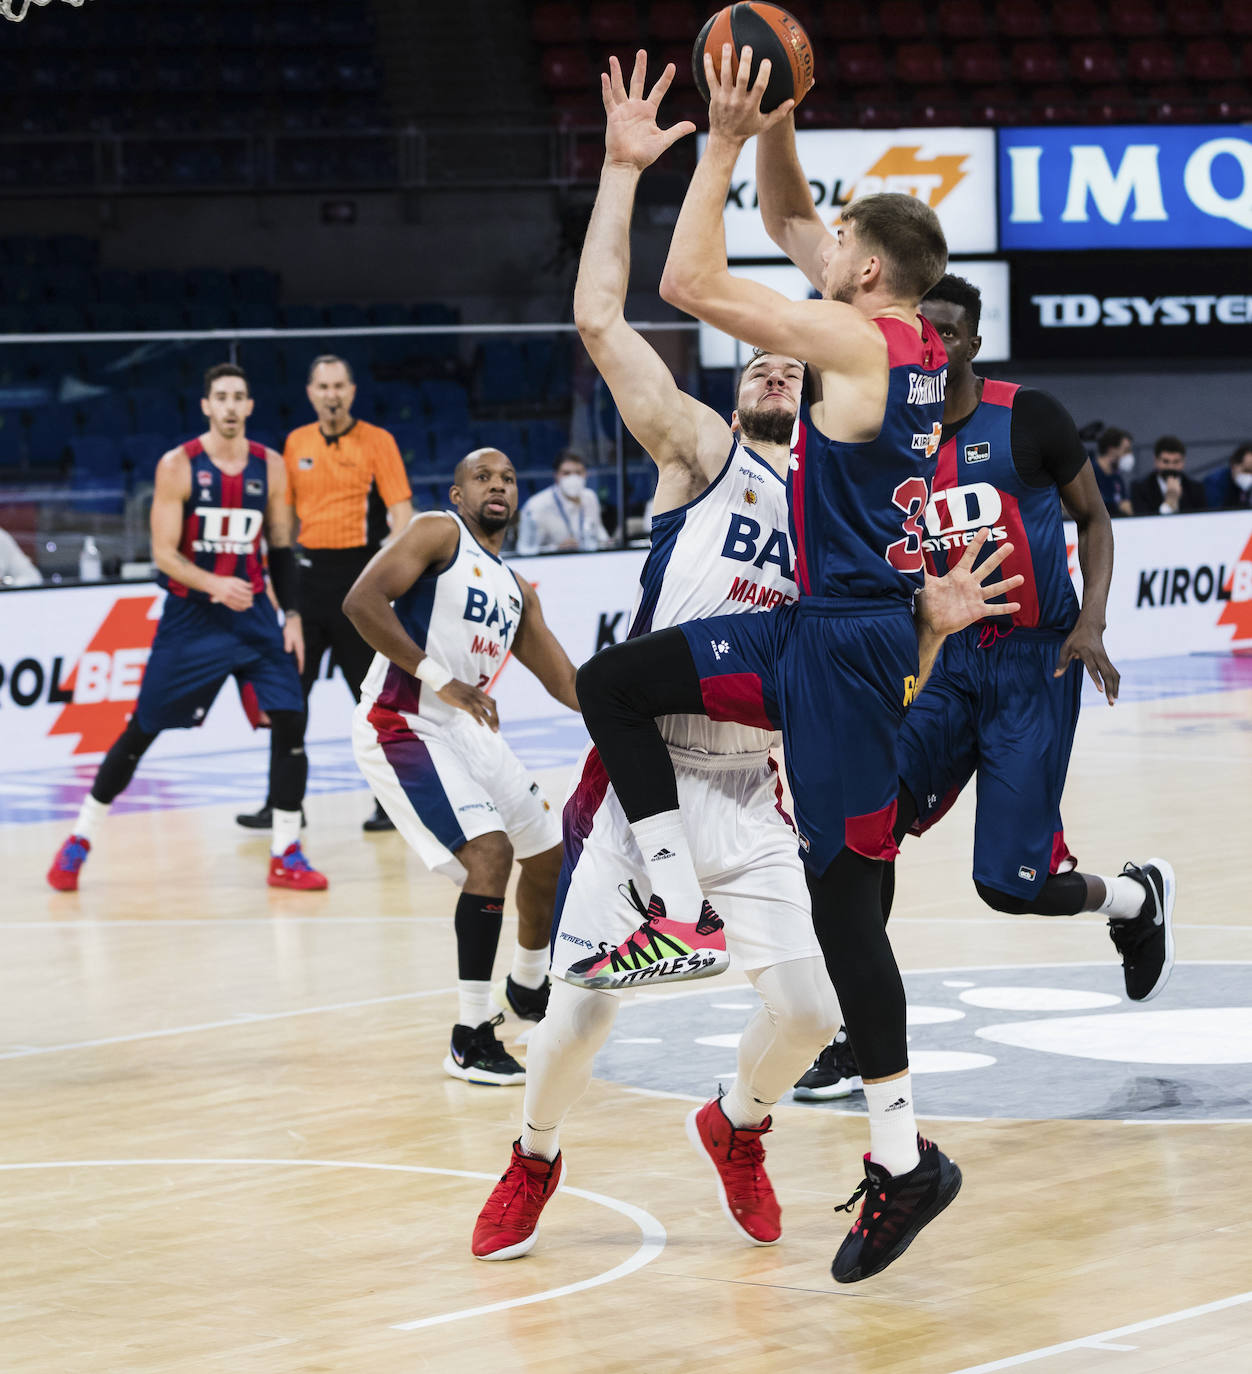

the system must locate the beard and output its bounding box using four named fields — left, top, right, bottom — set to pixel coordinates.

left=738, top=401, right=796, bottom=446
left=831, top=269, right=858, bottom=304
left=476, top=505, right=513, bottom=534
